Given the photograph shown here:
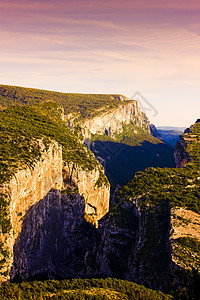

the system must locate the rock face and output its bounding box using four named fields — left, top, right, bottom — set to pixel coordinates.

left=125, top=200, right=172, bottom=291
left=10, top=189, right=63, bottom=281
left=9, top=141, right=63, bottom=238
left=0, top=141, right=62, bottom=282
left=75, top=101, right=150, bottom=141
left=10, top=189, right=139, bottom=282
left=174, top=134, right=191, bottom=167
left=0, top=139, right=110, bottom=282
left=170, top=207, right=200, bottom=270
left=10, top=189, right=107, bottom=281
left=149, top=124, right=163, bottom=140
left=62, top=162, right=110, bottom=226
